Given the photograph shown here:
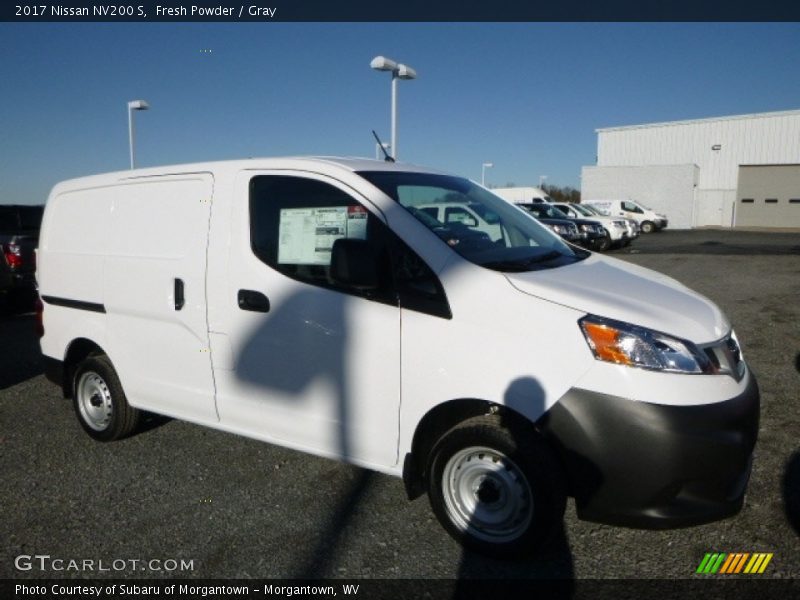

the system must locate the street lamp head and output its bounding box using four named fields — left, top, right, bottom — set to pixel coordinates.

left=128, top=99, right=150, bottom=111
left=396, top=64, right=417, bottom=80
left=370, top=56, right=398, bottom=72
left=483, top=162, right=494, bottom=168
